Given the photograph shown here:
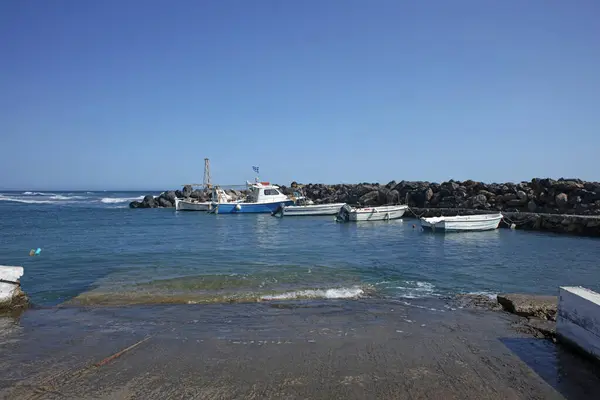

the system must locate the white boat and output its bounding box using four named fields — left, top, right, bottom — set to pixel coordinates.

left=336, top=204, right=408, bottom=222
left=0, top=265, right=24, bottom=308
left=209, top=180, right=298, bottom=214
left=272, top=201, right=346, bottom=217
left=420, top=213, right=503, bottom=232
left=175, top=188, right=234, bottom=211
